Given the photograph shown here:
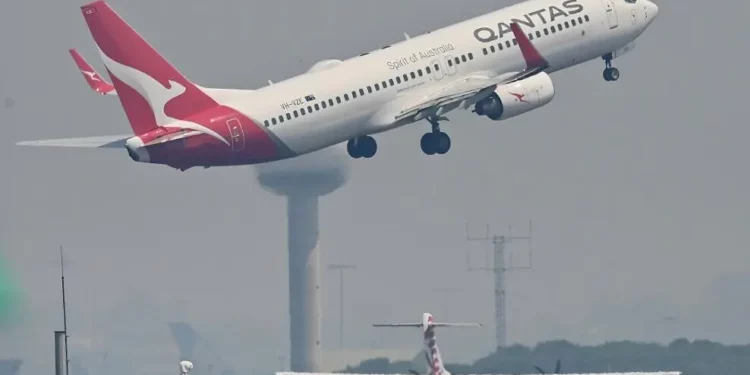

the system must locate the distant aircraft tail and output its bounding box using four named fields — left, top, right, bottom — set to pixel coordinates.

left=79, top=0, right=219, bottom=135
left=373, top=313, right=481, bottom=375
